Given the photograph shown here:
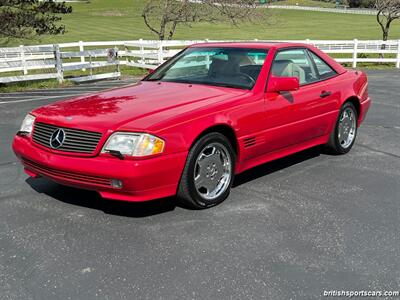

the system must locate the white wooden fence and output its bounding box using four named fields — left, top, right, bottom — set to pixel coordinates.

left=268, top=5, right=377, bottom=15
left=1, top=39, right=400, bottom=85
